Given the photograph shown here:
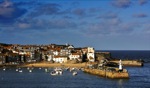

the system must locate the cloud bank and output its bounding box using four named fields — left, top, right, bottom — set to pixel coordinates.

left=0, top=0, right=149, bottom=50
left=0, top=0, right=27, bottom=24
